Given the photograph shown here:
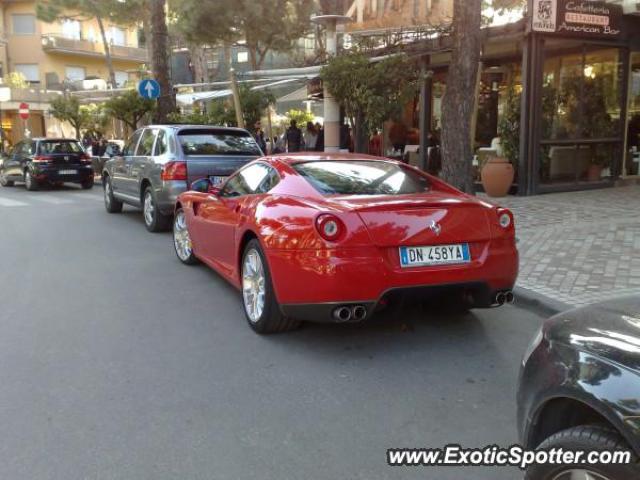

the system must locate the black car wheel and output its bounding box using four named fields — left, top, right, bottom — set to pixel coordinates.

left=173, top=208, right=198, bottom=265
left=525, top=425, right=639, bottom=480
left=142, top=186, right=172, bottom=233
left=0, top=171, right=14, bottom=187
left=241, top=239, right=300, bottom=334
left=81, top=178, right=94, bottom=190
left=103, top=176, right=123, bottom=213
left=24, top=170, right=38, bottom=191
